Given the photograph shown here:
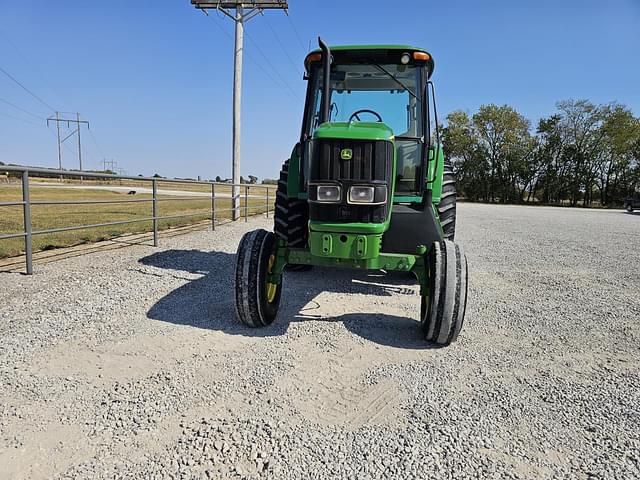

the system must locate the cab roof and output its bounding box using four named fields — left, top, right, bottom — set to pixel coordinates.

left=305, top=44, right=435, bottom=78
left=309, top=44, right=430, bottom=53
